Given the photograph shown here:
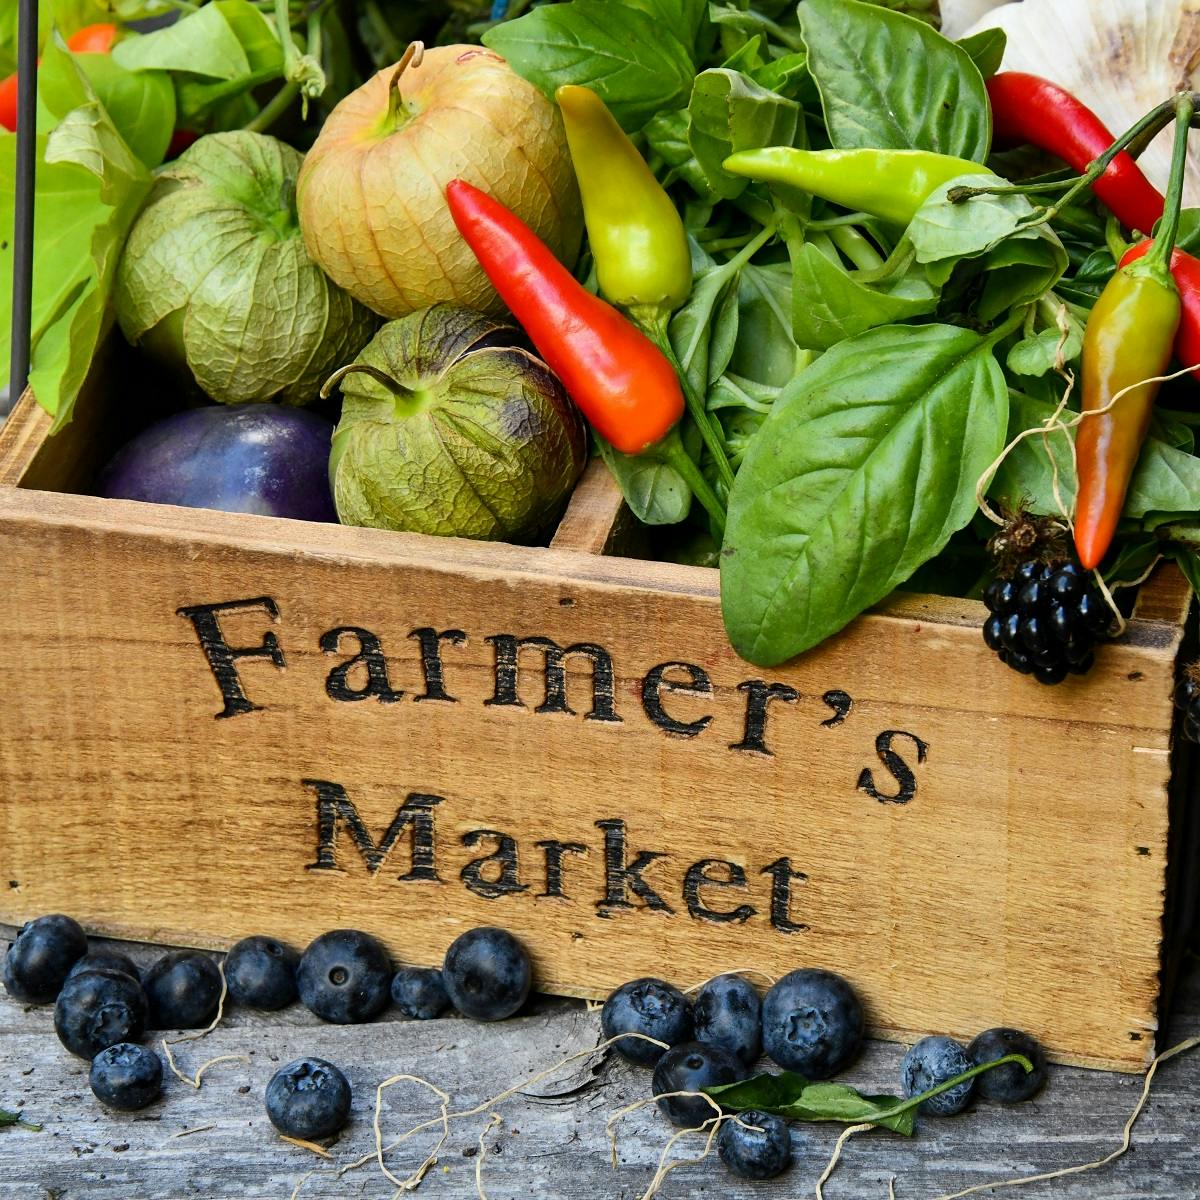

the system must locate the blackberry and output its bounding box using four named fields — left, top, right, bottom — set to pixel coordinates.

left=1176, top=666, right=1200, bottom=743
left=982, top=559, right=1111, bottom=685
